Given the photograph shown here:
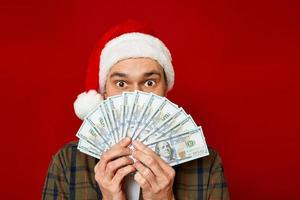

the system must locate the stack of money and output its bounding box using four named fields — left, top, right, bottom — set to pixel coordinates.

left=76, top=91, right=209, bottom=166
